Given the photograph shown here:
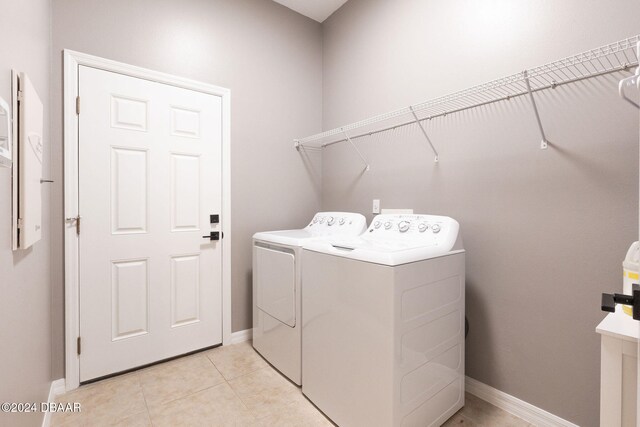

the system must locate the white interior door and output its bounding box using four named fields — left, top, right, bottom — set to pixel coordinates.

left=78, top=65, right=223, bottom=381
